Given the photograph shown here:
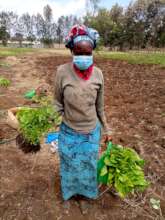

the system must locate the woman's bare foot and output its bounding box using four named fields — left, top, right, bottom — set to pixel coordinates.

left=73, top=195, right=91, bottom=215
left=78, top=199, right=91, bottom=215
